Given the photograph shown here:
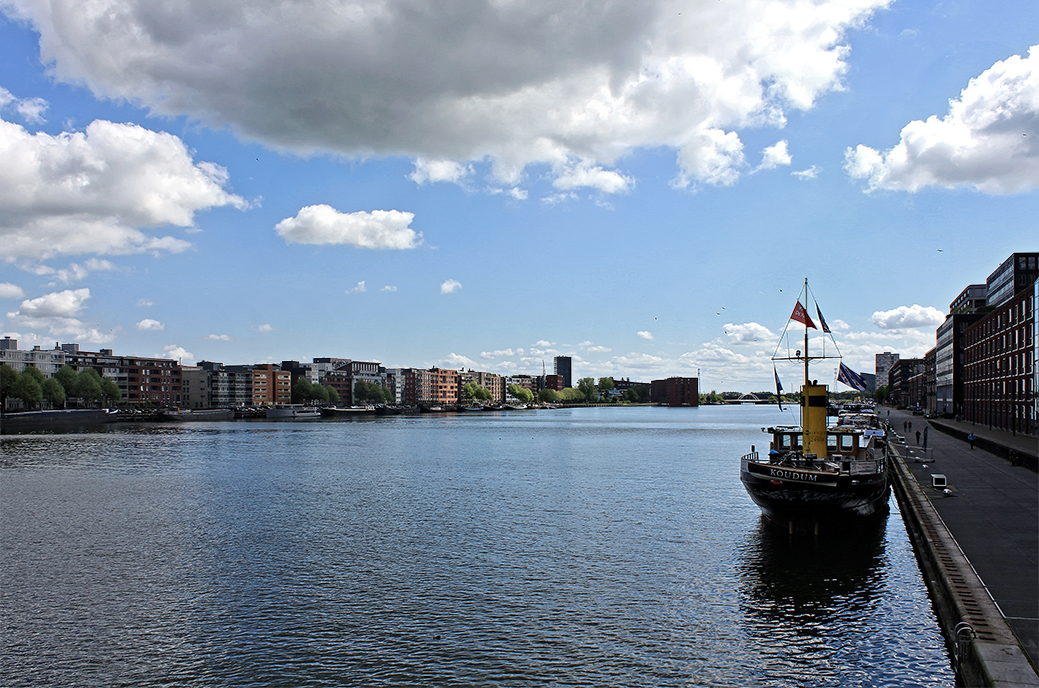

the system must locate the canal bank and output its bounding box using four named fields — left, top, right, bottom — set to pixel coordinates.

left=886, top=408, right=1038, bottom=686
